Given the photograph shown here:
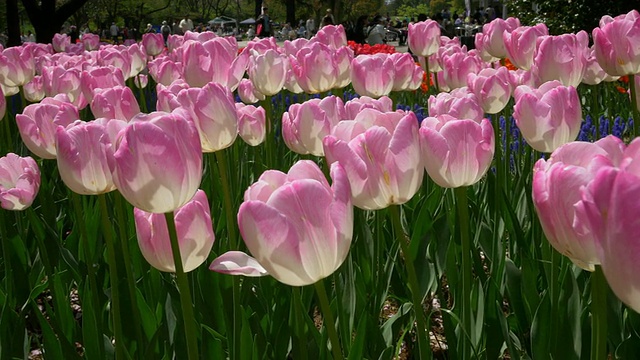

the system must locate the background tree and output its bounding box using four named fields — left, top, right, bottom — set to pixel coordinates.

left=21, top=0, right=90, bottom=43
